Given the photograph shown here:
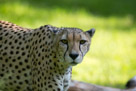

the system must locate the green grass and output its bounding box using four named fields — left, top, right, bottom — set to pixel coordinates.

left=0, top=0, right=136, bottom=89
